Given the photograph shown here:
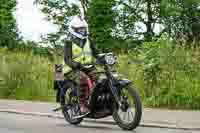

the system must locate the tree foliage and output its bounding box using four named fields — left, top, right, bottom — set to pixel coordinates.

left=161, top=0, right=200, bottom=44
left=114, top=0, right=200, bottom=44
left=38, top=0, right=80, bottom=32
left=114, top=0, right=166, bottom=42
left=37, top=0, right=200, bottom=49
left=0, top=0, right=19, bottom=49
left=36, top=0, right=82, bottom=46
left=88, top=0, right=116, bottom=49
left=37, top=0, right=116, bottom=50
